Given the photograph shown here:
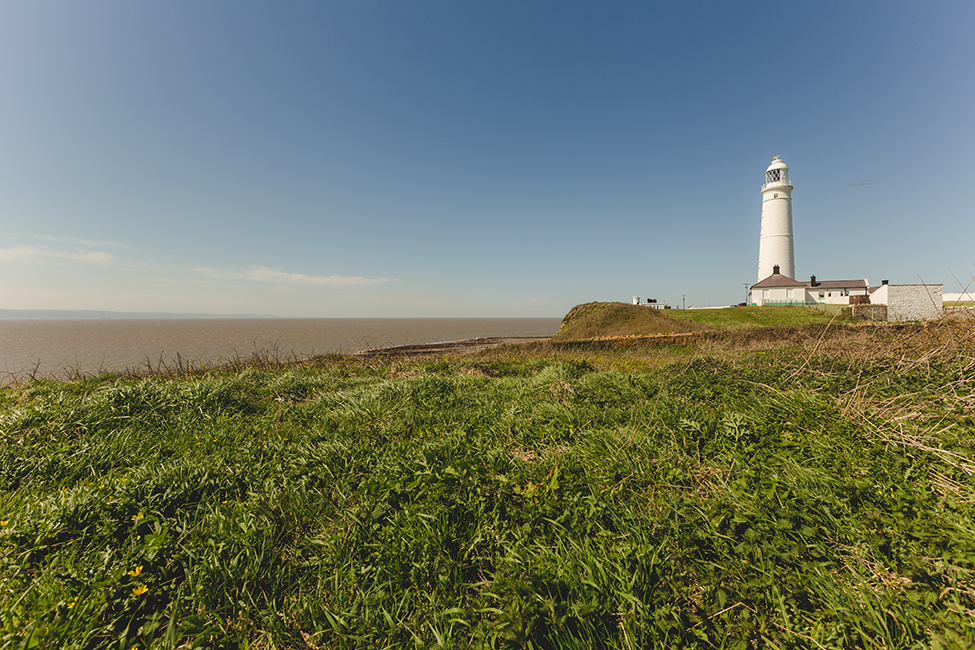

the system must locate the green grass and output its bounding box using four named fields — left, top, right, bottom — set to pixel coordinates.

left=666, top=305, right=846, bottom=329
left=2, top=322, right=975, bottom=648
left=554, top=302, right=847, bottom=341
